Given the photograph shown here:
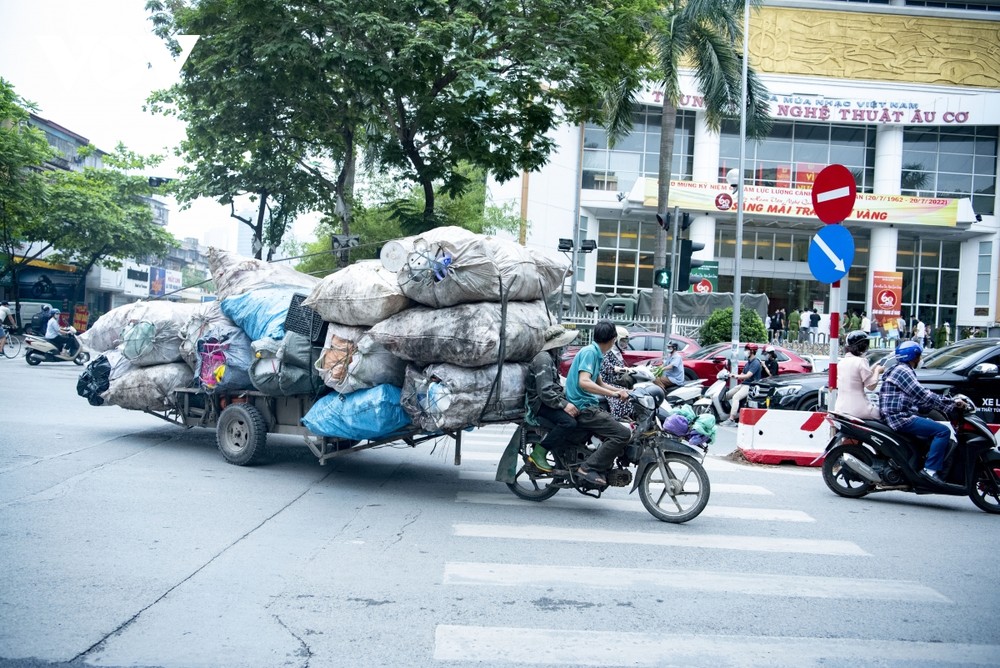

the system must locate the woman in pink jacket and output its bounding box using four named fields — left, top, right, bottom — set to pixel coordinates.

left=833, top=330, right=884, bottom=419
